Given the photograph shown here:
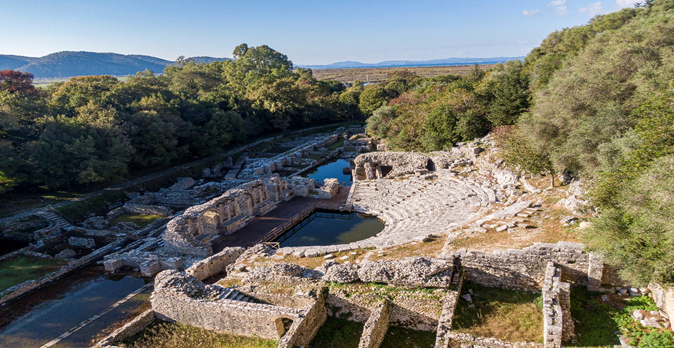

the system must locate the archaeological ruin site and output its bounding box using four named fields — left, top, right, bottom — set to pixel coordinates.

left=1, top=125, right=672, bottom=348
